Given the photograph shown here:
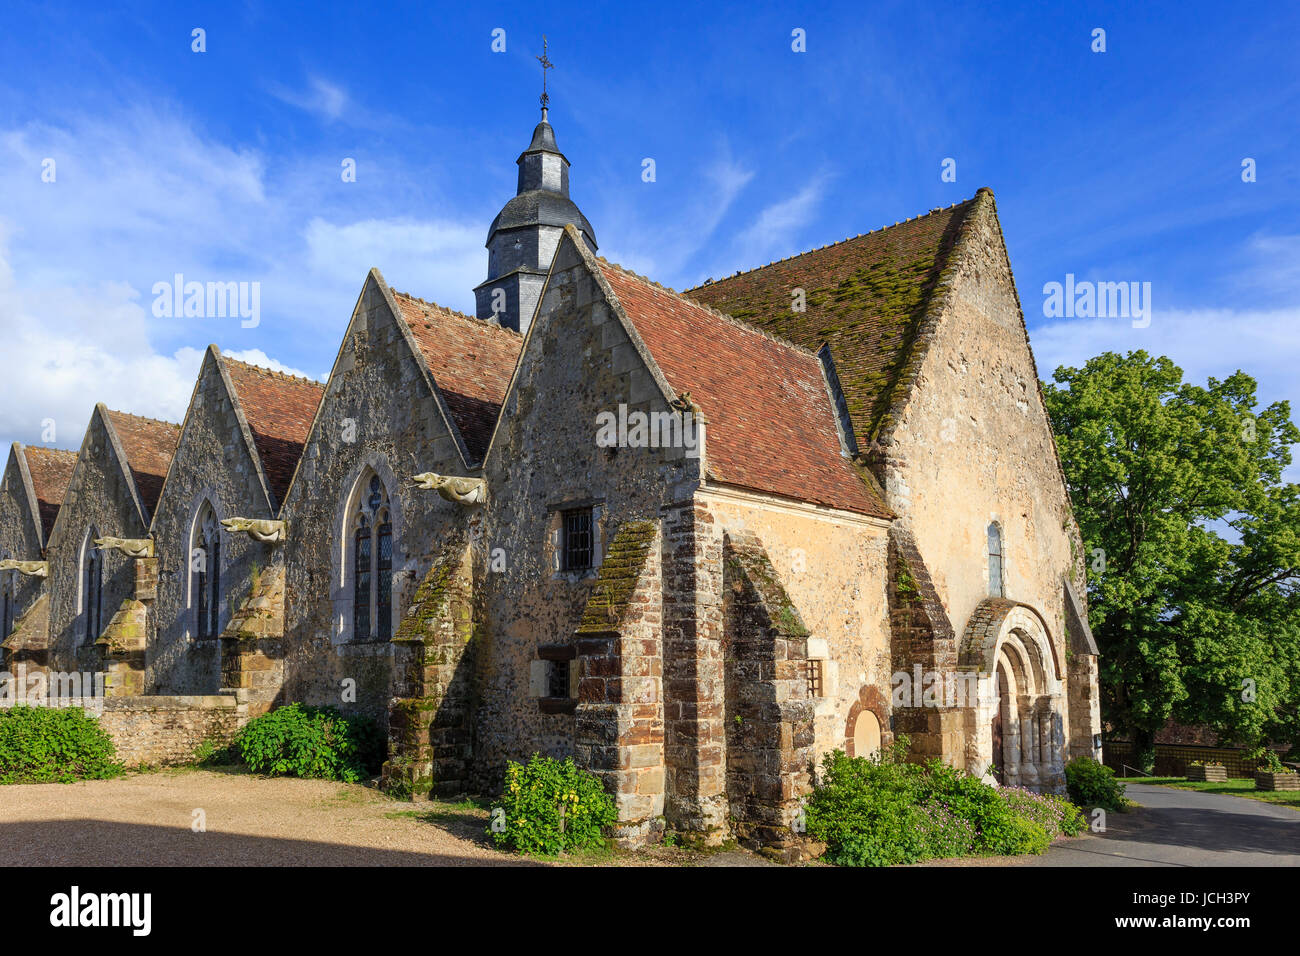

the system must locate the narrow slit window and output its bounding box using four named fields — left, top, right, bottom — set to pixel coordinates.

left=988, top=523, right=1004, bottom=597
